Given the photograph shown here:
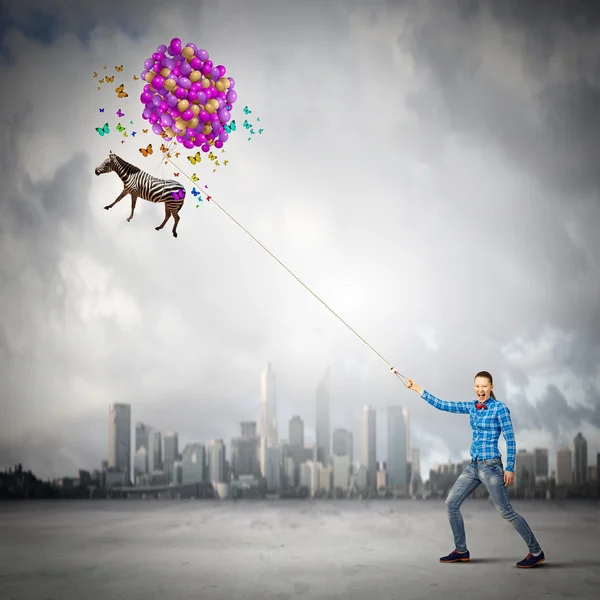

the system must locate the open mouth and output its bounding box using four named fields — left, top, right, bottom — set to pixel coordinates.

left=478, top=394, right=486, bottom=399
